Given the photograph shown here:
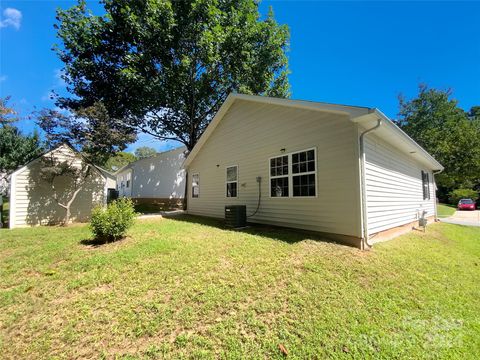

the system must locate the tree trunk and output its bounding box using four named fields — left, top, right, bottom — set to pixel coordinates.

left=63, top=206, right=71, bottom=226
